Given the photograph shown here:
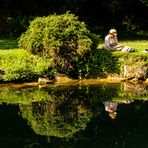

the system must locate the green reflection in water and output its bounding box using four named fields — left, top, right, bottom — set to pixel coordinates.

left=0, top=83, right=147, bottom=140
